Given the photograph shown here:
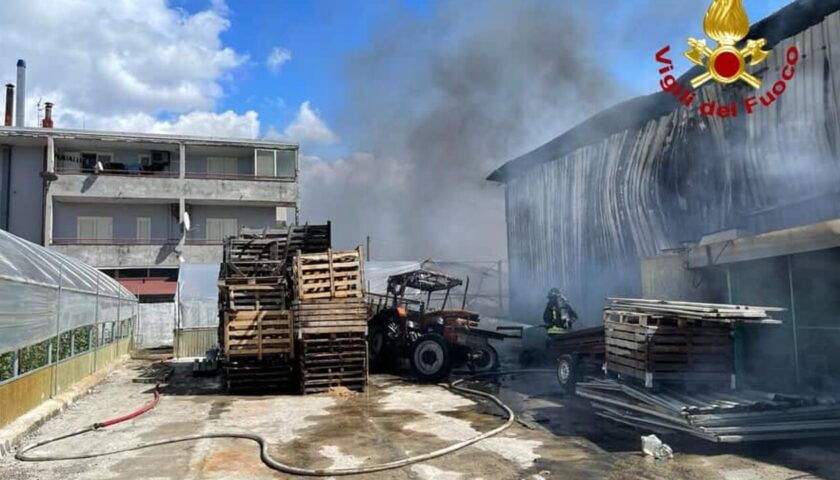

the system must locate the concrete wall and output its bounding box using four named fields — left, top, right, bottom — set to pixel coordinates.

left=51, top=243, right=222, bottom=268
left=136, top=302, right=175, bottom=347
left=53, top=202, right=178, bottom=241
left=640, top=254, right=711, bottom=302
left=8, top=146, right=43, bottom=244
left=51, top=174, right=297, bottom=205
